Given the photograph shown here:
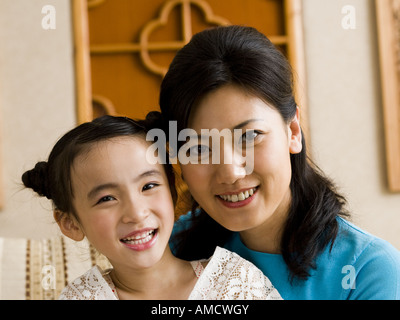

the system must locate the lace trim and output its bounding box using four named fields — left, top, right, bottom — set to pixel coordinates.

left=59, top=247, right=282, bottom=300
left=58, top=265, right=117, bottom=300
left=190, top=260, right=205, bottom=278
left=188, top=247, right=282, bottom=300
